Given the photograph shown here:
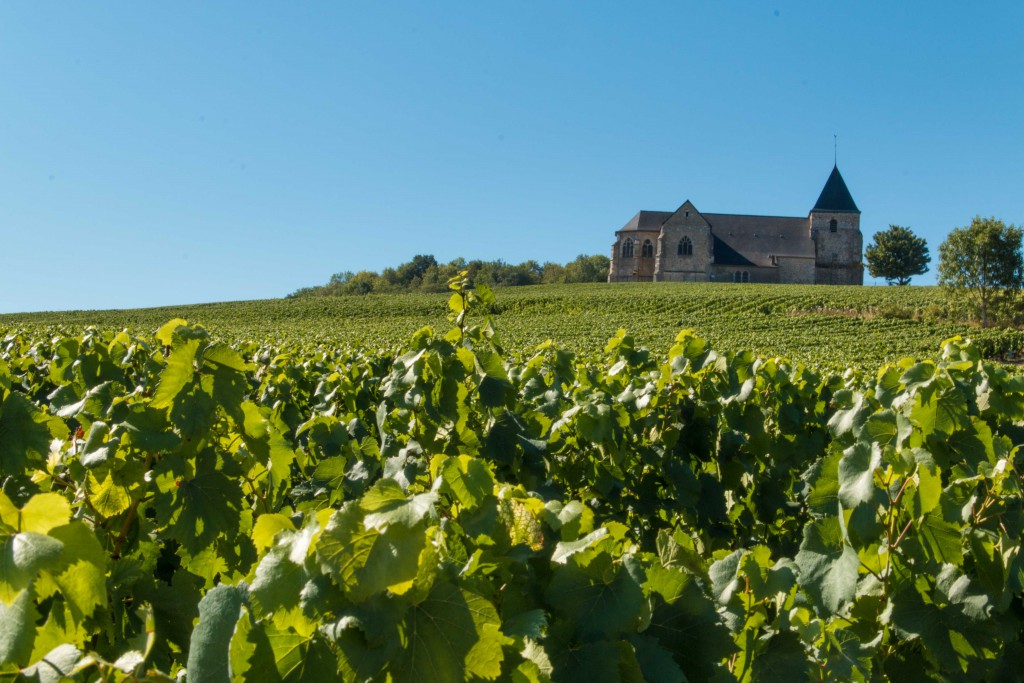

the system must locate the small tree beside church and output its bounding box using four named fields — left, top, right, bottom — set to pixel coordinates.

left=938, top=216, right=1024, bottom=328
left=864, top=225, right=930, bottom=285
